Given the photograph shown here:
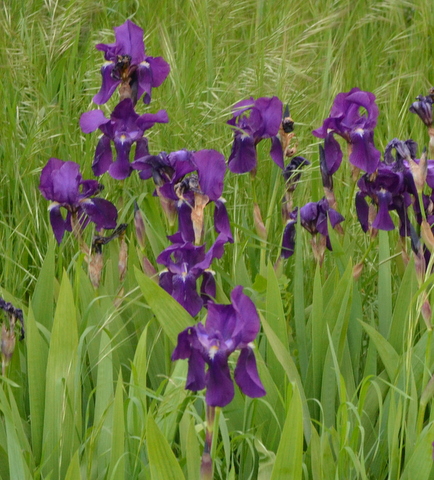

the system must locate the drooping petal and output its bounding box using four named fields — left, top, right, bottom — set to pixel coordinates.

left=93, top=63, right=119, bottom=105
left=228, top=135, right=257, bottom=174
left=349, top=129, right=381, bottom=173
left=355, top=192, right=370, bottom=232
left=323, top=133, right=343, bottom=175
left=205, top=354, right=234, bottom=407
left=193, top=149, right=226, bottom=201
left=234, top=347, right=266, bottom=398
left=200, top=272, right=216, bottom=305
left=231, top=285, right=260, bottom=345
left=269, top=136, right=284, bottom=169
left=49, top=205, right=69, bottom=244
left=372, top=191, right=395, bottom=230
left=146, top=56, right=171, bottom=87
left=214, top=200, right=233, bottom=242
left=81, top=198, right=118, bottom=230
left=281, top=220, right=296, bottom=258
left=93, top=136, right=113, bottom=176
left=171, top=273, right=204, bottom=317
